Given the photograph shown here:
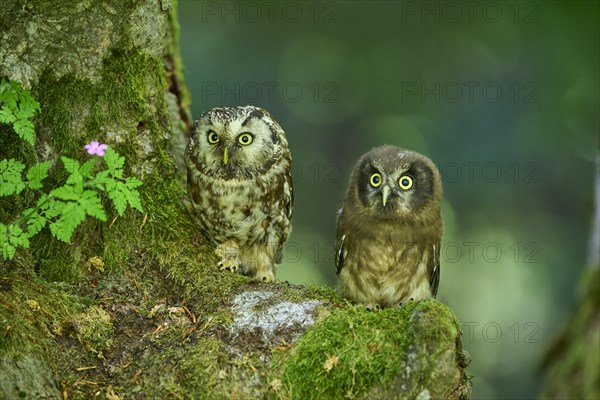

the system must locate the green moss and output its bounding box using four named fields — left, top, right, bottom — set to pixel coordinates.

left=270, top=299, right=465, bottom=400
left=305, top=284, right=345, bottom=304
left=0, top=2, right=30, bottom=43
left=273, top=302, right=418, bottom=399
left=0, top=273, right=88, bottom=355
left=106, top=336, right=230, bottom=400
left=0, top=275, right=107, bottom=398
left=35, top=73, right=95, bottom=157
left=140, top=172, right=190, bottom=240
left=63, top=305, right=113, bottom=354
left=35, top=47, right=166, bottom=159
left=176, top=338, right=227, bottom=398
left=169, top=0, right=191, bottom=114
left=101, top=49, right=157, bottom=121
left=31, top=237, right=83, bottom=283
